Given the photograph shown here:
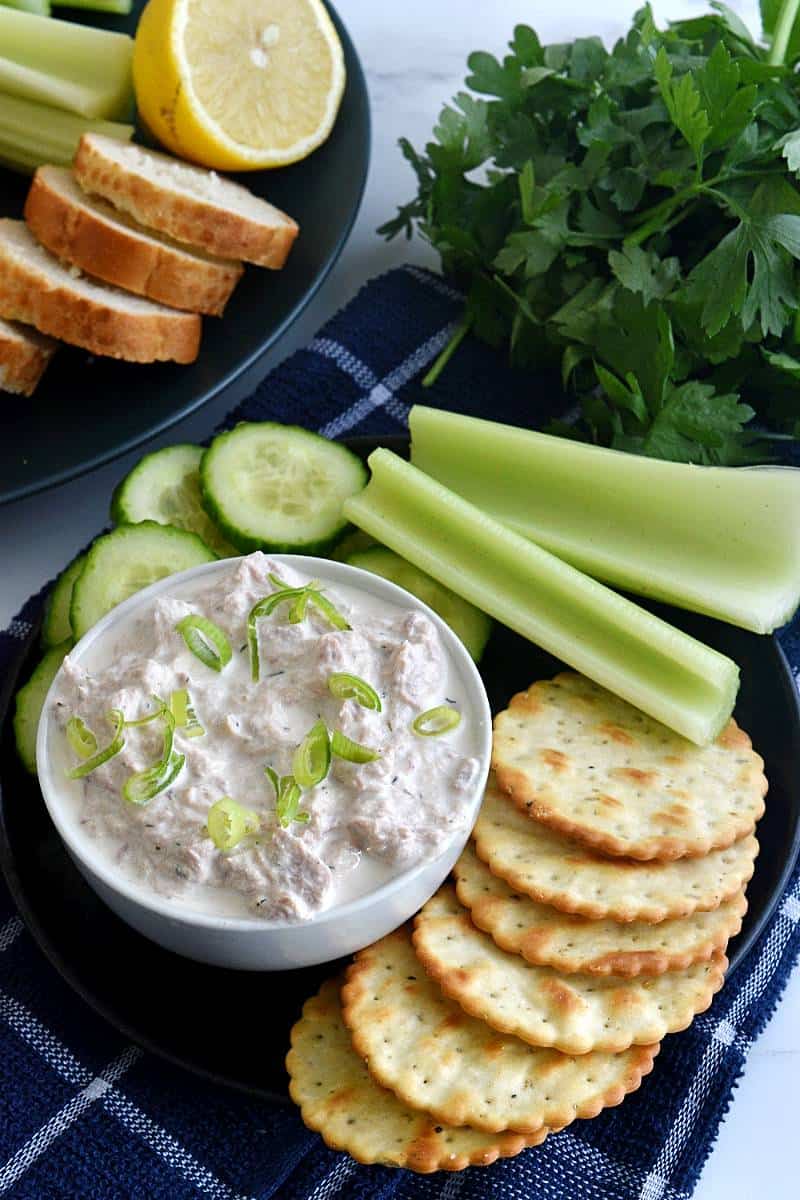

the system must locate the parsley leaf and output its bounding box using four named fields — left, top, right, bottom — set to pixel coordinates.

left=383, top=2, right=800, bottom=463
